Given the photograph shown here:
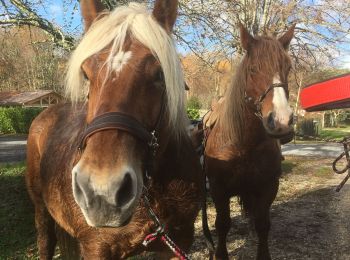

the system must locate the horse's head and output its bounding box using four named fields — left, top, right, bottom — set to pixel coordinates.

left=240, top=23, right=295, bottom=137
left=66, top=0, right=186, bottom=227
